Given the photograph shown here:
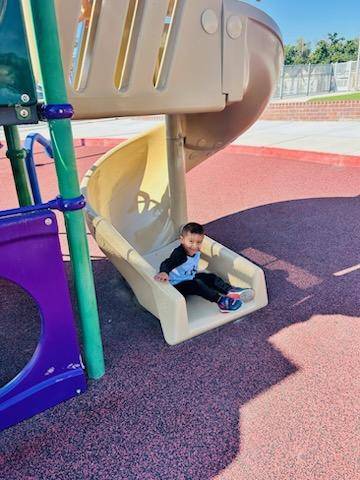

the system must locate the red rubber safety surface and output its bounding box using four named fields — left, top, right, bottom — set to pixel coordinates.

left=0, top=140, right=359, bottom=480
